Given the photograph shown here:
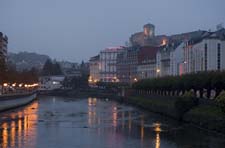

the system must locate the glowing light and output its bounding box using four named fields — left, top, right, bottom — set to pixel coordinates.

left=161, top=39, right=167, bottom=46
left=154, top=122, right=161, bottom=148
left=12, top=83, right=16, bottom=87
left=52, top=81, right=59, bottom=85
left=156, top=69, right=160, bottom=73
left=2, top=122, right=8, bottom=148
left=154, top=123, right=162, bottom=132
left=155, top=133, right=160, bottom=148
left=24, top=84, right=28, bottom=88
left=3, top=83, right=8, bottom=87
left=134, top=78, right=138, bottom=82
left=19, top=84, right=23, bottom=87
